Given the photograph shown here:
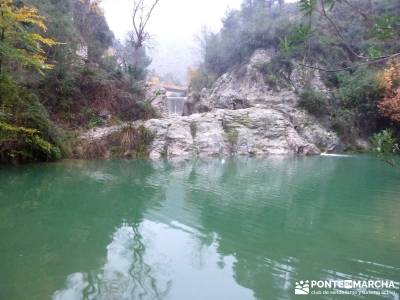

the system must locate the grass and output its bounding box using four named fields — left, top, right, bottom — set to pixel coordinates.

left=72, top=125, right=154, bottom=159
